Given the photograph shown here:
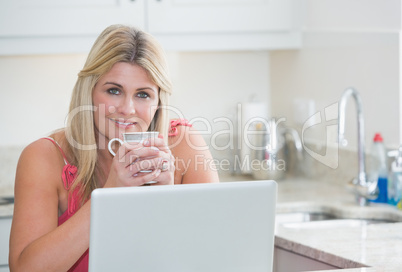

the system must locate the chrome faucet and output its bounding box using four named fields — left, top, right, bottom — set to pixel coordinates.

left=338, top=87, right=378, bottom=206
